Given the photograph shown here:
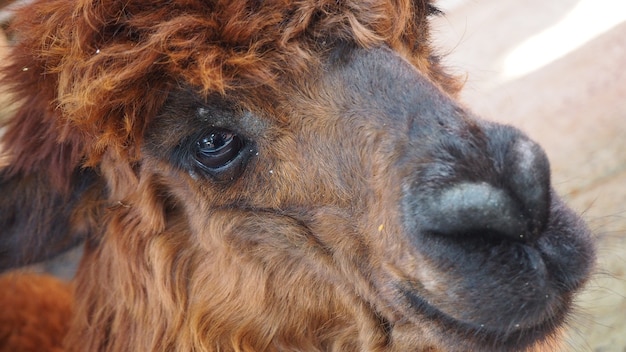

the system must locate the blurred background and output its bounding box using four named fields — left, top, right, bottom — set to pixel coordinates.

left=1, top=0, right=625, bottom=350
